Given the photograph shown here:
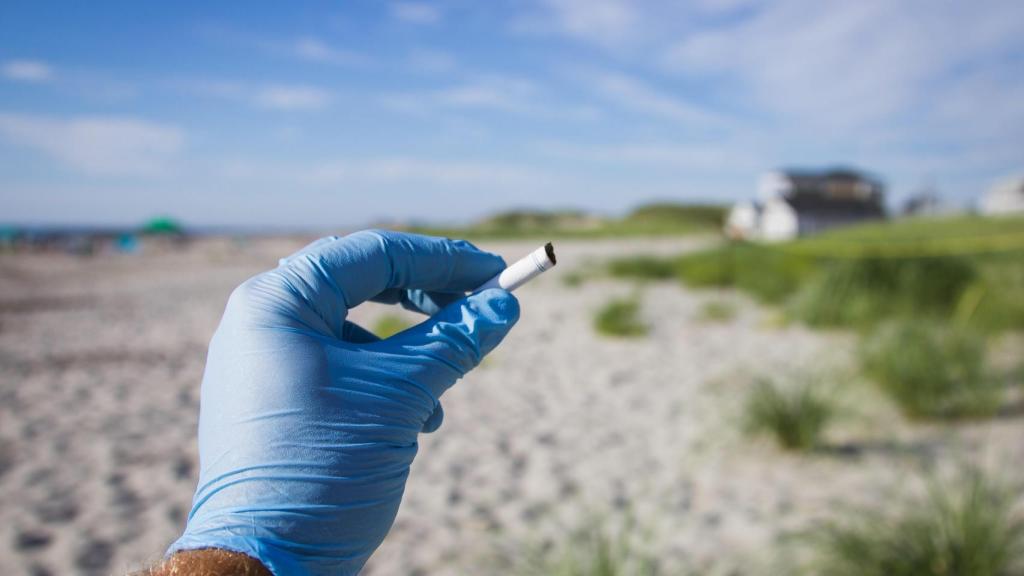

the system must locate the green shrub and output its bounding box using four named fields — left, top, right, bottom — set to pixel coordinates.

left=807, top=471, right=1024, bottom=576
left=731, top=245, right=816, bottom=303
left=671, top=217, right=1024, bottom=333
left=607, top=256, right=677, bottom=281
left=789, top=256, right=976, bottom=327
left=744, top=378, right=834, bottom=451
left=674, top=246, right=736, bottom=287
left=563, top=271, right=587, bottom=287
left=594, top=298, right=648, bottom=337
left=625, top=202, right=727, bottom=228
left=698, top=300, right=736, bottom=322
left=372, top=314, right=413, bottom=338
left=674, top=243, right=815, bottom=303
left=966, top=255, right=1024, bottom=332
left=859, top=320, right=1000, bottom=420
